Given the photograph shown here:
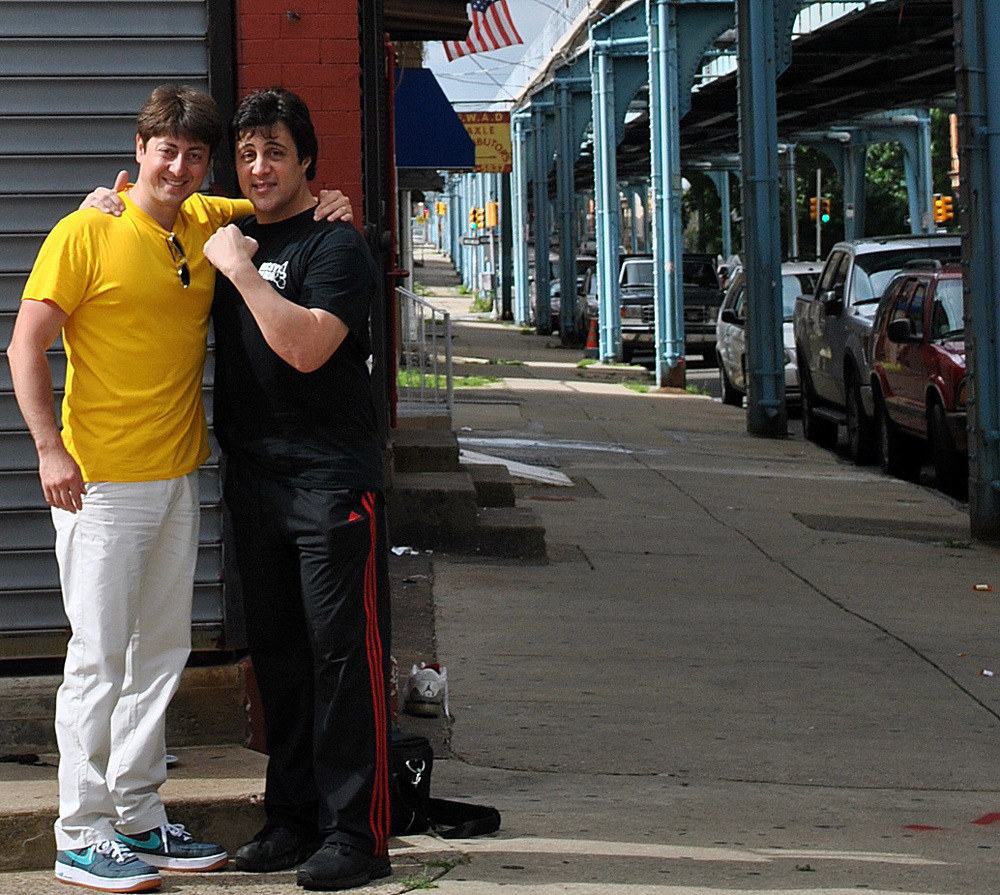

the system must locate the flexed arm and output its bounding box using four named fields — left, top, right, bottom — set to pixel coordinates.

left=204, top=224, right=349, bottom=372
